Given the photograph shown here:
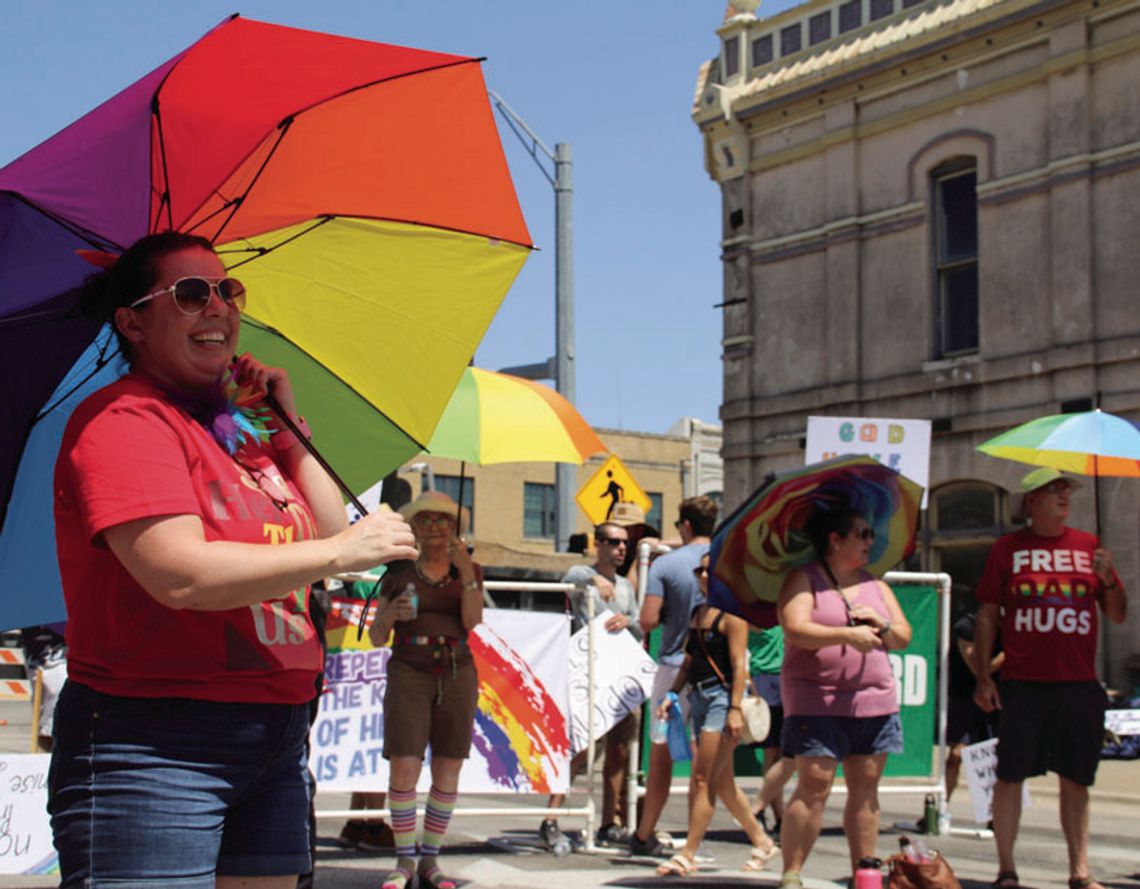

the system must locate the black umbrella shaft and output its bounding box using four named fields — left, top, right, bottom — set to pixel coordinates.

left=264, top=392, right=368, bottom=517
